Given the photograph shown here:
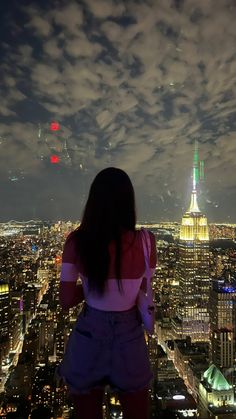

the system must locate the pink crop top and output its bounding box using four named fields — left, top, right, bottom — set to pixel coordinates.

left=60, top=229, right=157, bottom=311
